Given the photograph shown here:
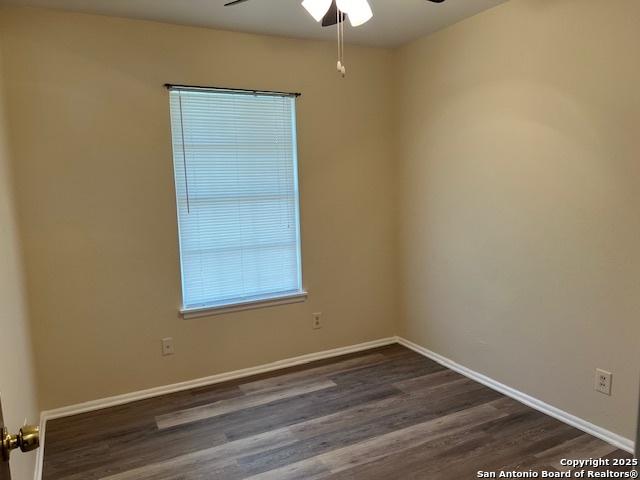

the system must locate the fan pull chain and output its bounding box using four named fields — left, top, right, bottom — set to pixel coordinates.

left=341, top=14, right=345, bottom=77
left=336, top=6, right=346, bottom=77
left=336, top=8, right=341, bottom=74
